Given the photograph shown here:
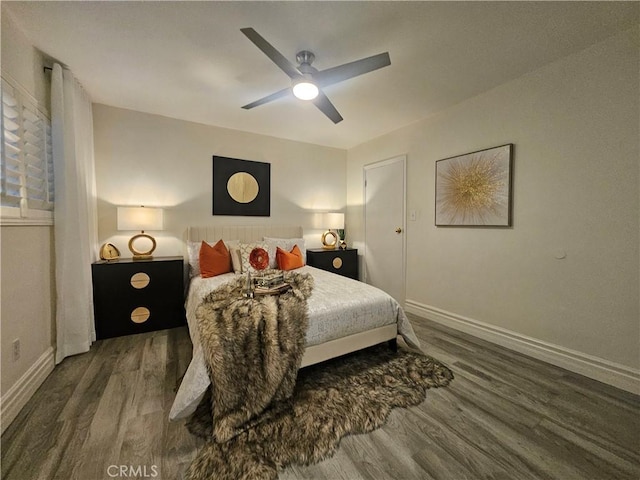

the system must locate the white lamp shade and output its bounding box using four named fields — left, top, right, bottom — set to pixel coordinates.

left=324, top=212, right=344, bottom=230
left=117, top=207, right=164, bottom=231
